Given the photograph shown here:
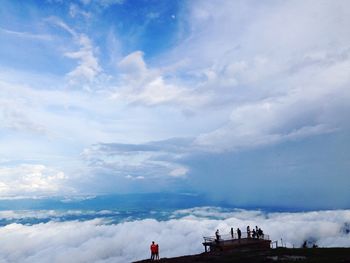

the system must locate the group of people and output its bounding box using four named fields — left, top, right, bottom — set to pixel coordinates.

left=215, top=225, right=264, bottom=241
left=150, top=241, right=160, bottom=261
left=246, top=225, right=264, bottom=239
left=215, top=228, right=242, bottom=241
